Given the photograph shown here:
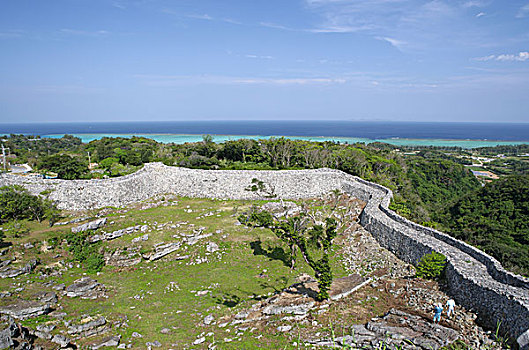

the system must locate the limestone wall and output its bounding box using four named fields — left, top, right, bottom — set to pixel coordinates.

left=1, top=163, right=528, bottom=349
